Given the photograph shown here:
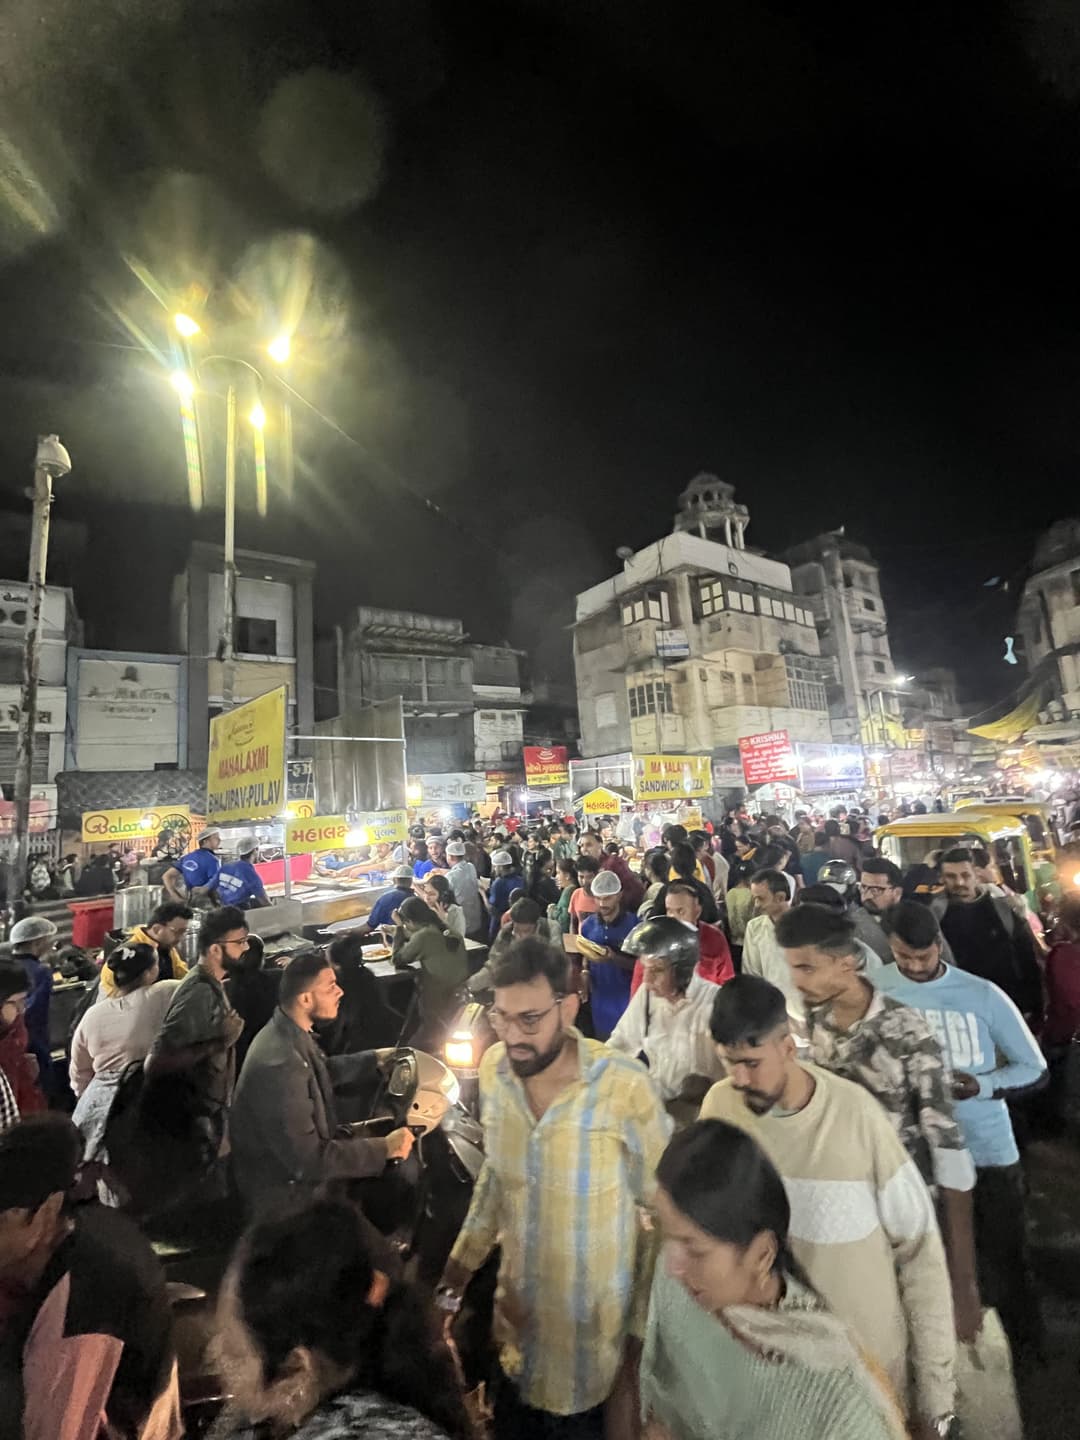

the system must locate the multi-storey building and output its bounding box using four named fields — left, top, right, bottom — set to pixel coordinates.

left=0, top=580, right=80, bottom=788
left=573, top=477, right=833, bottom=769
left=786, top=531, right=904, bottom=746
left=171, top=542, right=316, bottom=771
